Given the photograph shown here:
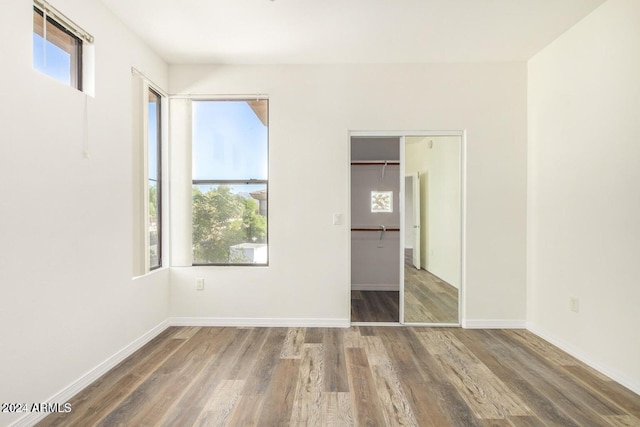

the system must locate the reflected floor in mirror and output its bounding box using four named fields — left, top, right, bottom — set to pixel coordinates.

left=405, top=249, right=459, bottom=323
